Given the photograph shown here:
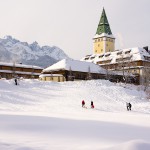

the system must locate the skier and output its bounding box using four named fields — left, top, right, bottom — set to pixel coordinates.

left=82, top=100, right=85, bottom=108
left=91, top=101, right=94, bottom=109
